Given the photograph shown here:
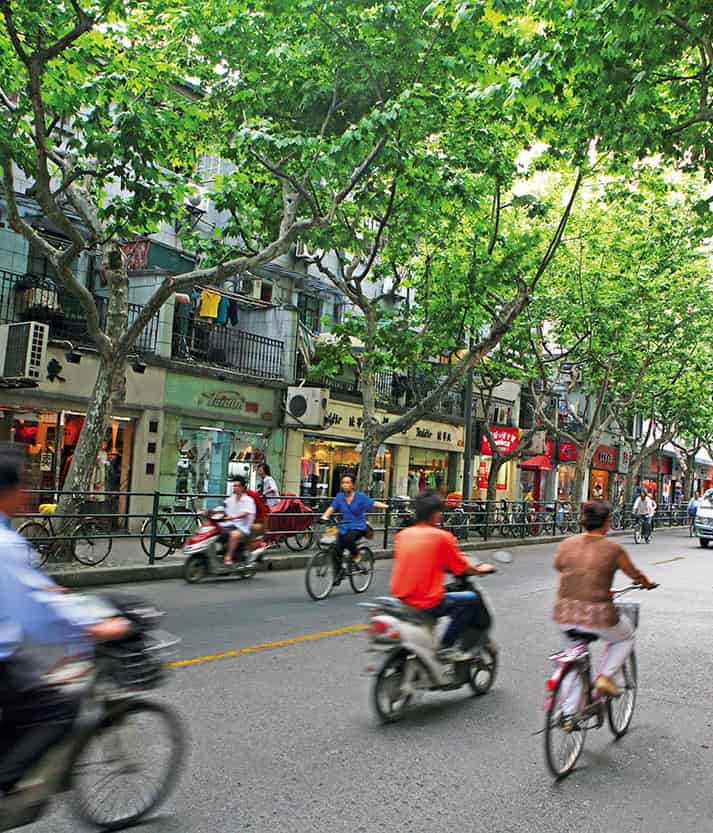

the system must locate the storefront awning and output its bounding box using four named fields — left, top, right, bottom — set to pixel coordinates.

left=520, top=454, right=553, bottom=471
